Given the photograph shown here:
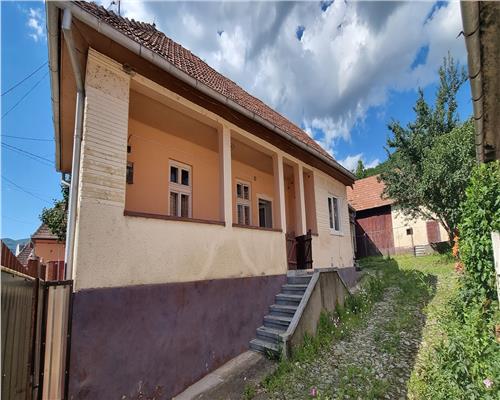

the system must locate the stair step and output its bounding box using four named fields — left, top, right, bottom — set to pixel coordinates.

left=264, top=314, right=292, bottom=329
left=275, top=293, right=303, bottom=306
left=269, top=304, right=297, bottom=317
left=287, top=275, right=312, bottom=285
left=256, top=326, right=285, bottom=344
left=249, top=338, right=280, bottom=356
left=281, top=284, right=308, bottom=295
